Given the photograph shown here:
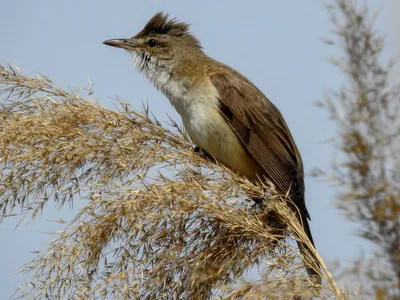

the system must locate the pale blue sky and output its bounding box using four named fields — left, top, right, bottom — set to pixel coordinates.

left=0, top=1, right=396, bottom=297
